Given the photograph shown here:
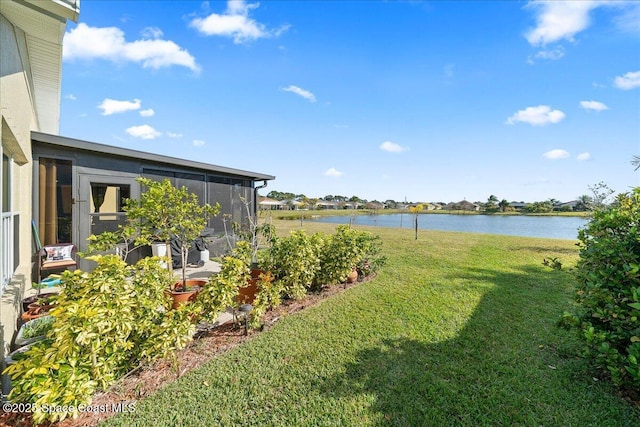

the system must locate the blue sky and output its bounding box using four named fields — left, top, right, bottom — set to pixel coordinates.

left=60, top=0, right=639, bottom=203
